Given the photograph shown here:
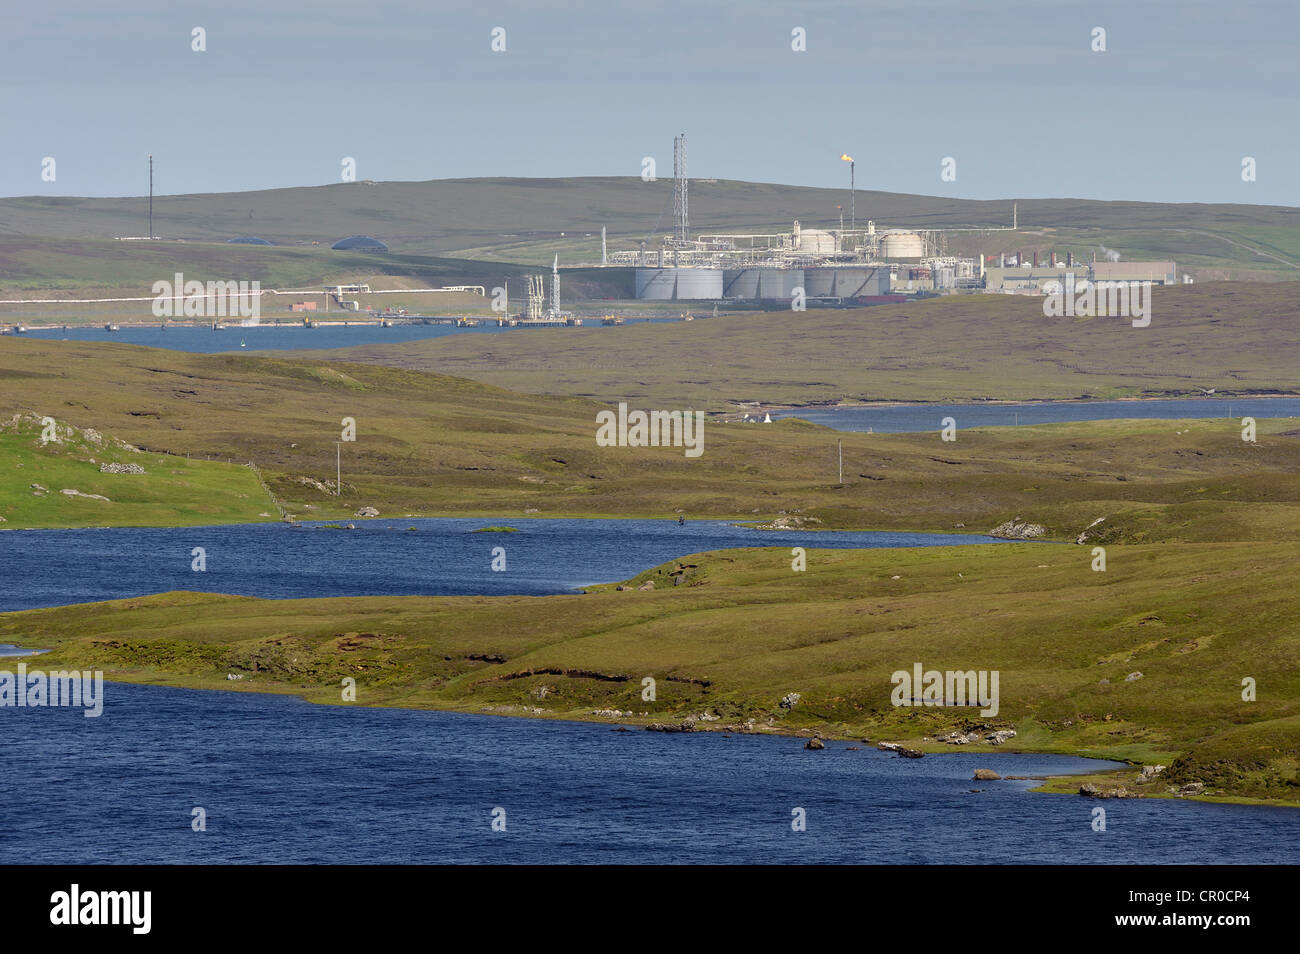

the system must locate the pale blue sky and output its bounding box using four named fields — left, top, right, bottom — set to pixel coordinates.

left=3, top=0, right=1297, bottom=203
